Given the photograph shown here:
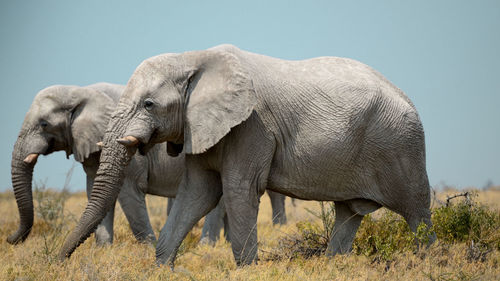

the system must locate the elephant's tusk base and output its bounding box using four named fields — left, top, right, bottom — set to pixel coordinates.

left=116, top=136, right=139, bottom=147
left=23, top=153, right=39, bottom=164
